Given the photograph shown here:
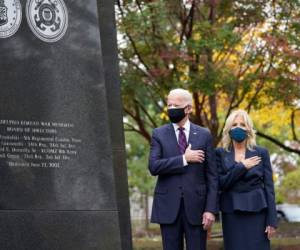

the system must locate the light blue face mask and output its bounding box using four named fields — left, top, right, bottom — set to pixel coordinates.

left=229, top=127, right=248, bottom=143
